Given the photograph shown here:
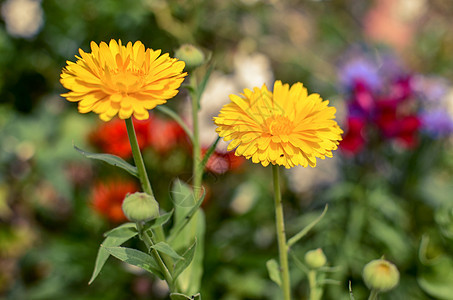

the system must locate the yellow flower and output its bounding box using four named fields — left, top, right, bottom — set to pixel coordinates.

left=214, top=81, right=343, bottom=168
left=60, top=39, right=187, bottom=121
